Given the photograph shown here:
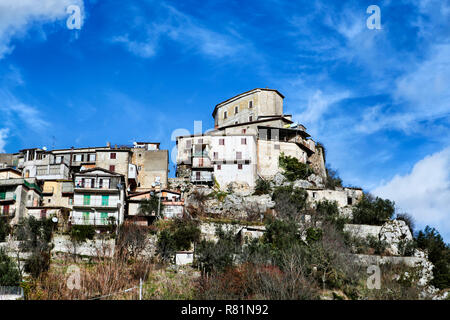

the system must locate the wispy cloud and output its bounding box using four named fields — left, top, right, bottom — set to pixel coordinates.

left=0, top=128, right=9, bottom=152
left=111, top=2, right=250, bottom=60
left=0, top=0, right=85, bottom=59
